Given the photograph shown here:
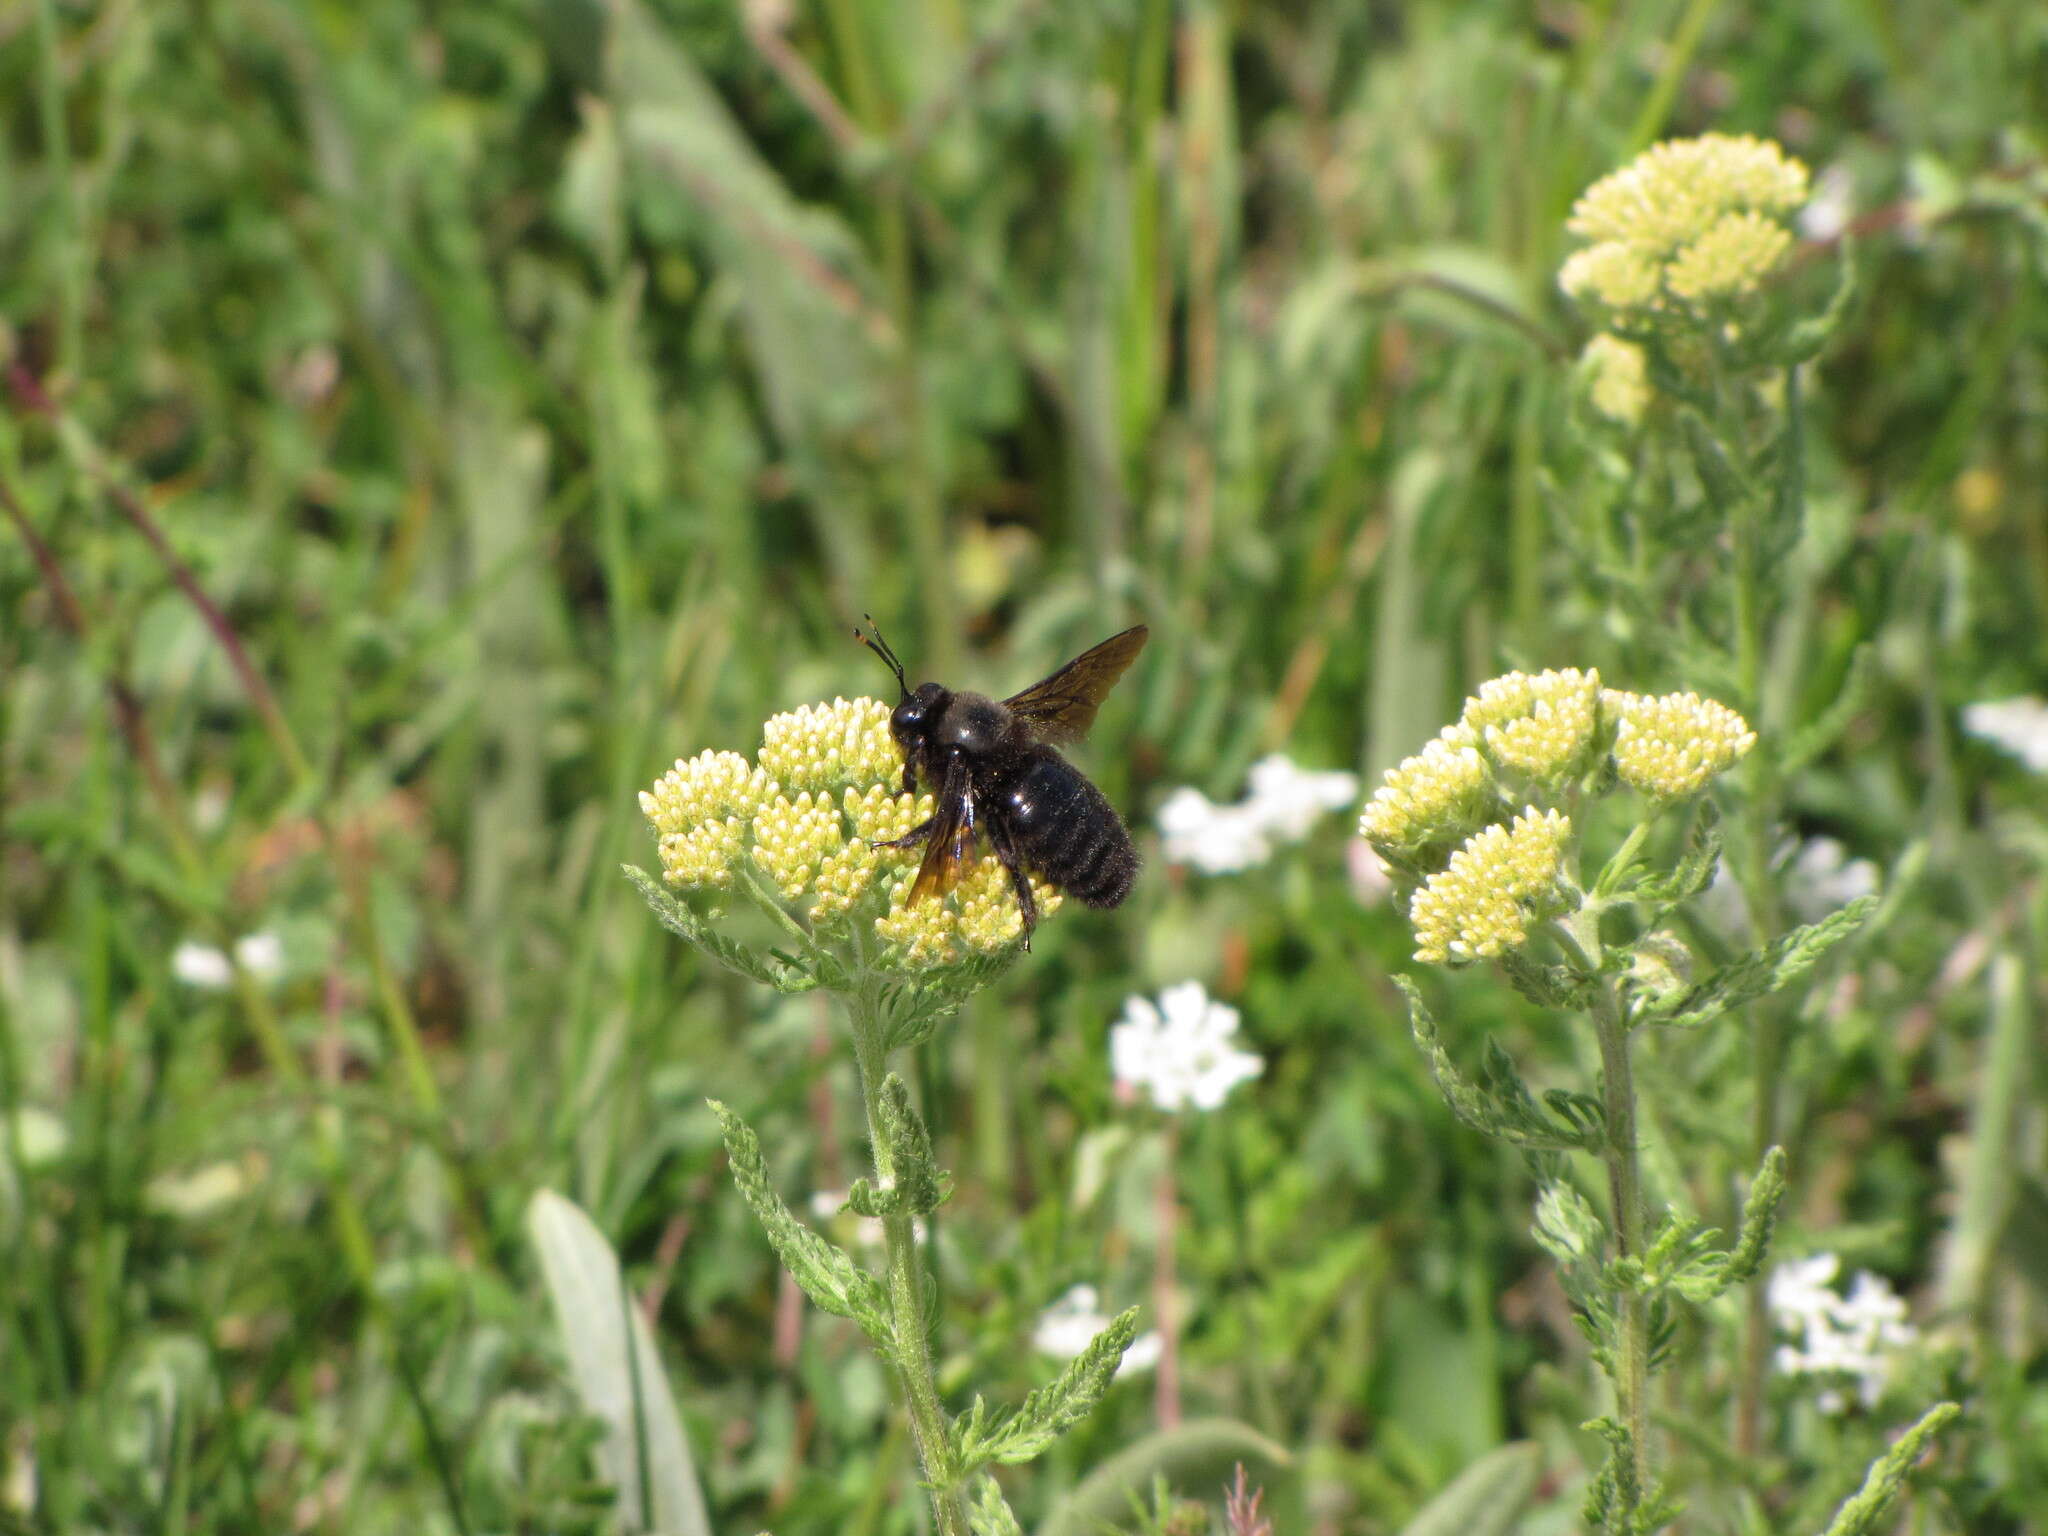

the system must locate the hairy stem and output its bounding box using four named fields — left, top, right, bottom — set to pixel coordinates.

left=1573, top=908, right=1652, bottom=1497
left=848, top=989, right=969, bottom=1536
